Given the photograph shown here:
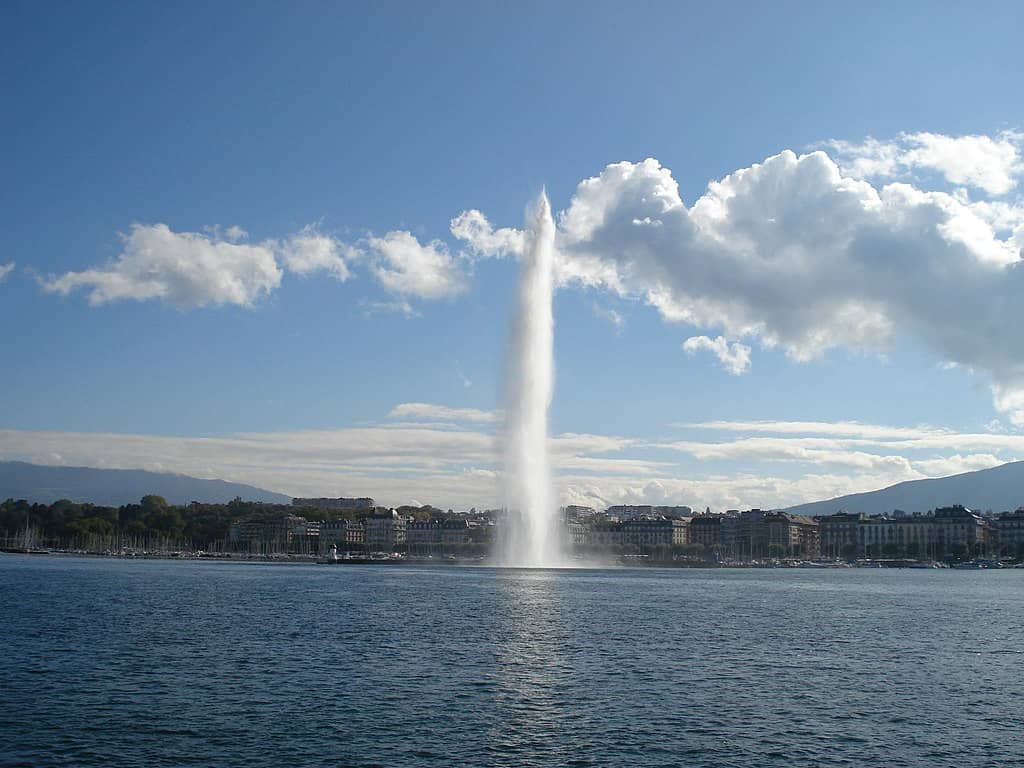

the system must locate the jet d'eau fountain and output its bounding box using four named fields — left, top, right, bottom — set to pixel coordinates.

left=500, top=191, right=566, bottom=568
